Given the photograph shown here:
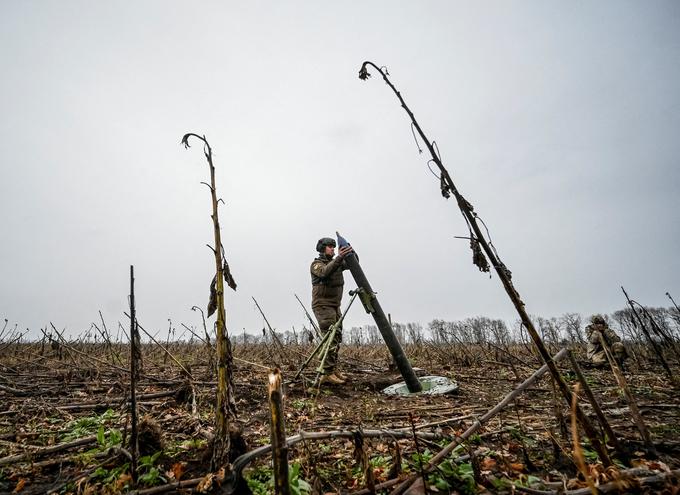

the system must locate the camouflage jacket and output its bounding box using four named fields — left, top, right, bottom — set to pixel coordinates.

left=310, top=254, right=348, bottom=309
left=585, top=323, right=623, bottom=363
